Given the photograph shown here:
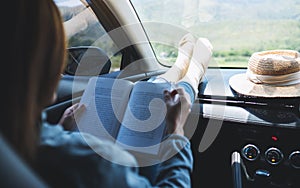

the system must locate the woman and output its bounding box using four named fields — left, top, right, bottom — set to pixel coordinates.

left=3, top=0, right=66, bottom=162
left=2, top=0, right=212, bottom=187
